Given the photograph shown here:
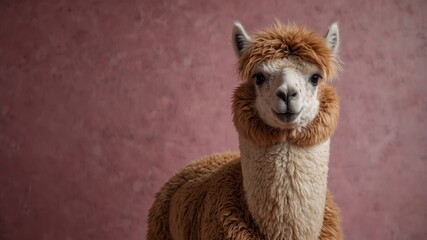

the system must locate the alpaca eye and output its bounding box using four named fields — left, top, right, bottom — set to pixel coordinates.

left=253, top=72, right=266, bottom=85
left=309, top=74, right=322, bottom=86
